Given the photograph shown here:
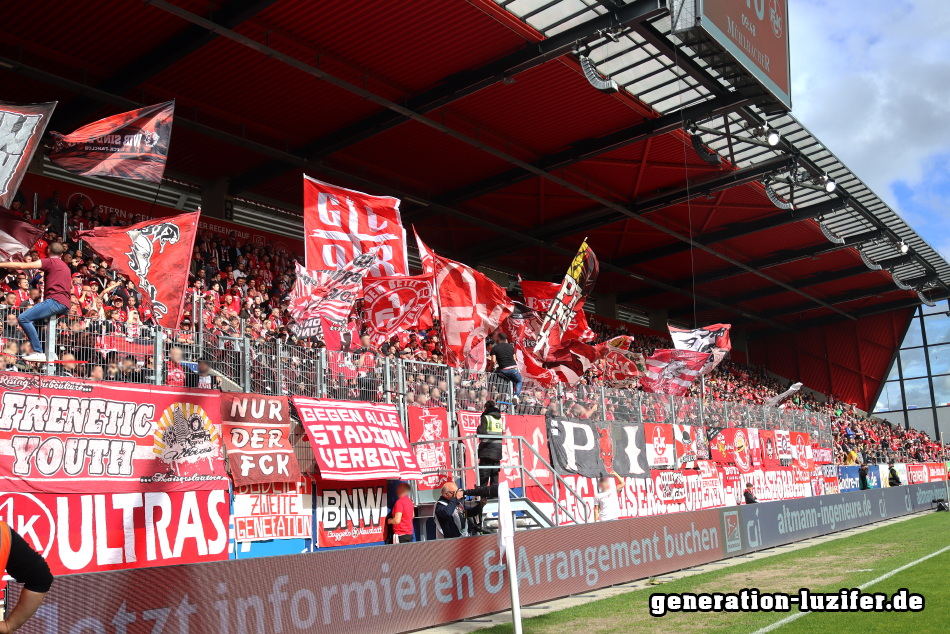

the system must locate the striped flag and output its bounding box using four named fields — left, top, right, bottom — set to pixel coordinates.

left=289, top=251, right=378, bottom=340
